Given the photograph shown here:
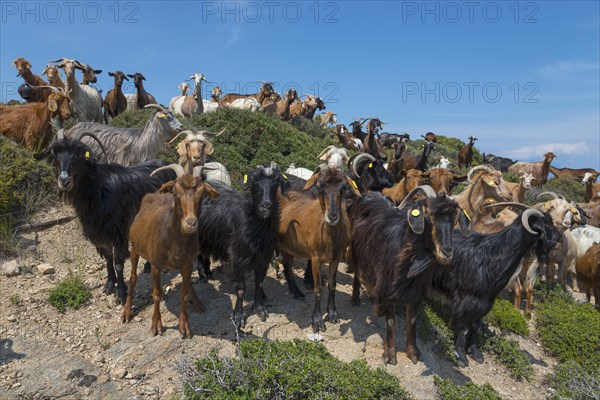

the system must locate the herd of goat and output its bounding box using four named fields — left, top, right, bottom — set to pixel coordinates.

left=1, top=57, right=599, bottom=367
